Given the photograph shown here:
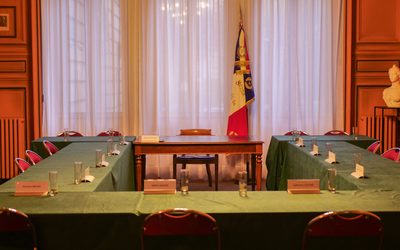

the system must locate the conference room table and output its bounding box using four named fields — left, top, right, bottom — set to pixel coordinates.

left=30, top=136, right=137, bottom=159
left=266, top=135, right=377, bottom=190
left=0, top=142, right=135, bottom=192
left=133, top=135, right=264, bottom=191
